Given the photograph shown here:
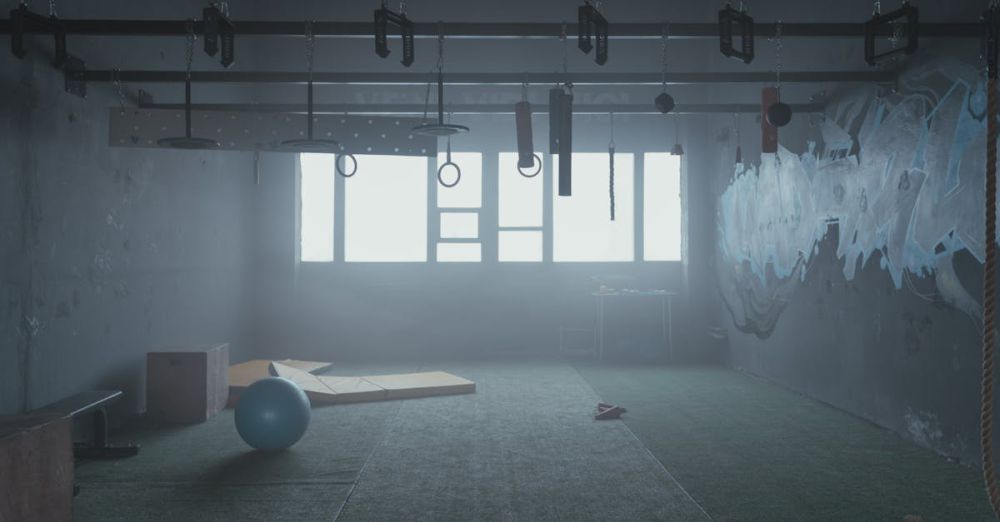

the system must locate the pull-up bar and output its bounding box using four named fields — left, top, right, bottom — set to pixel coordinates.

left=77, top=70, right=895, bottom=86
left=0, top=19, right=980, bottom=39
